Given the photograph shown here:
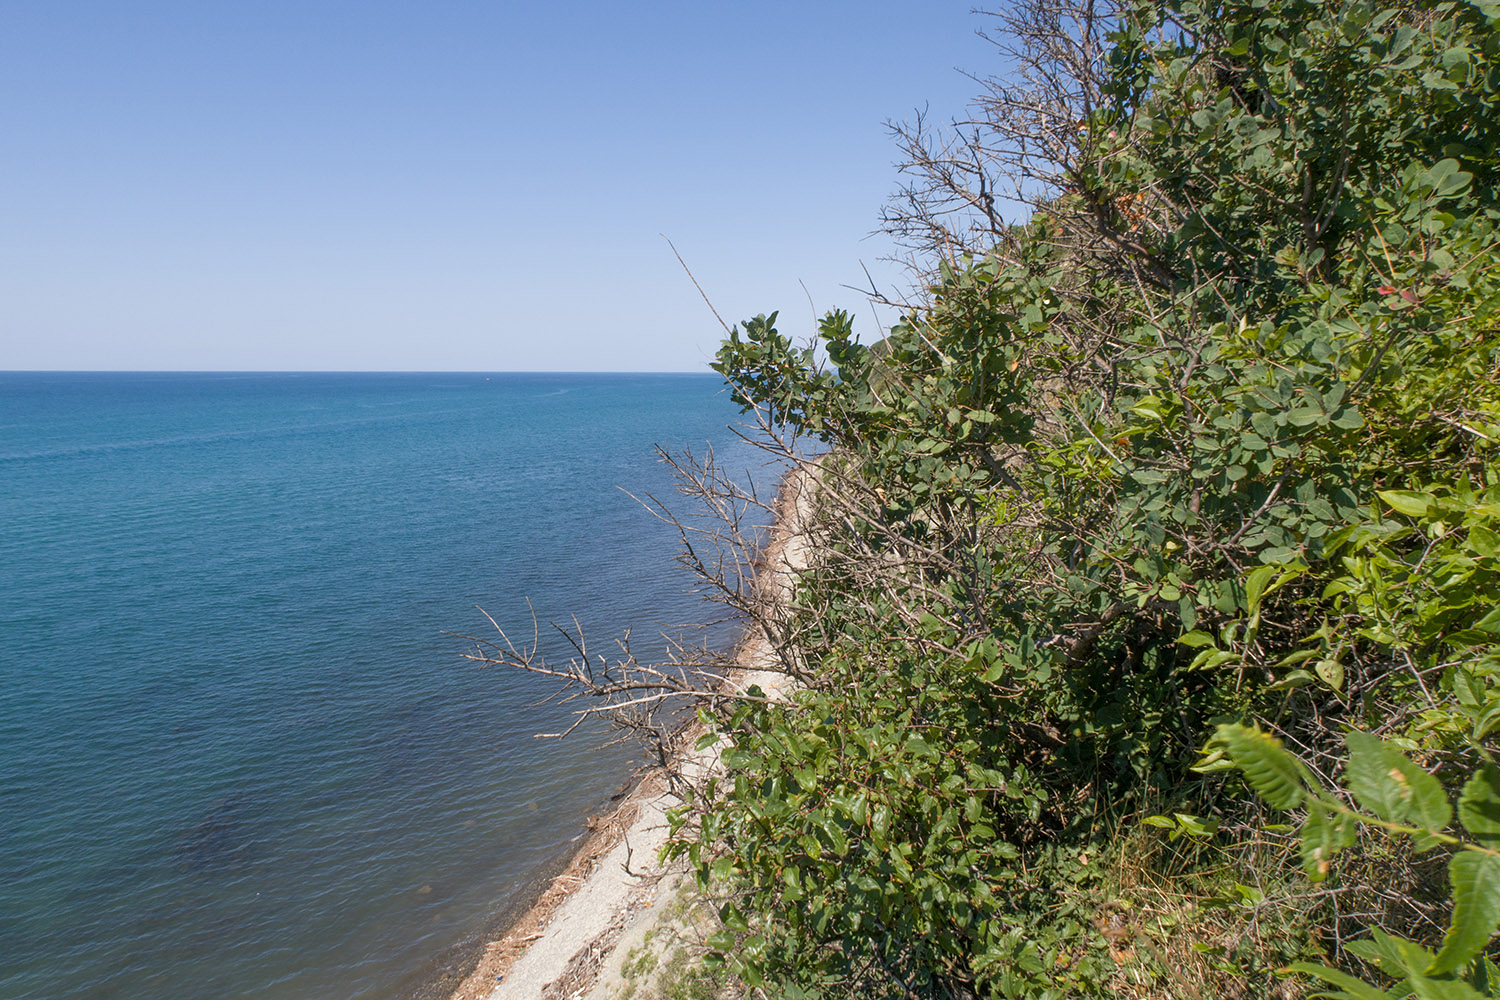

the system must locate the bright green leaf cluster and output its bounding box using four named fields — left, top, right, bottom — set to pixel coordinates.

left=1215, top=723, right=1500, bottom=993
